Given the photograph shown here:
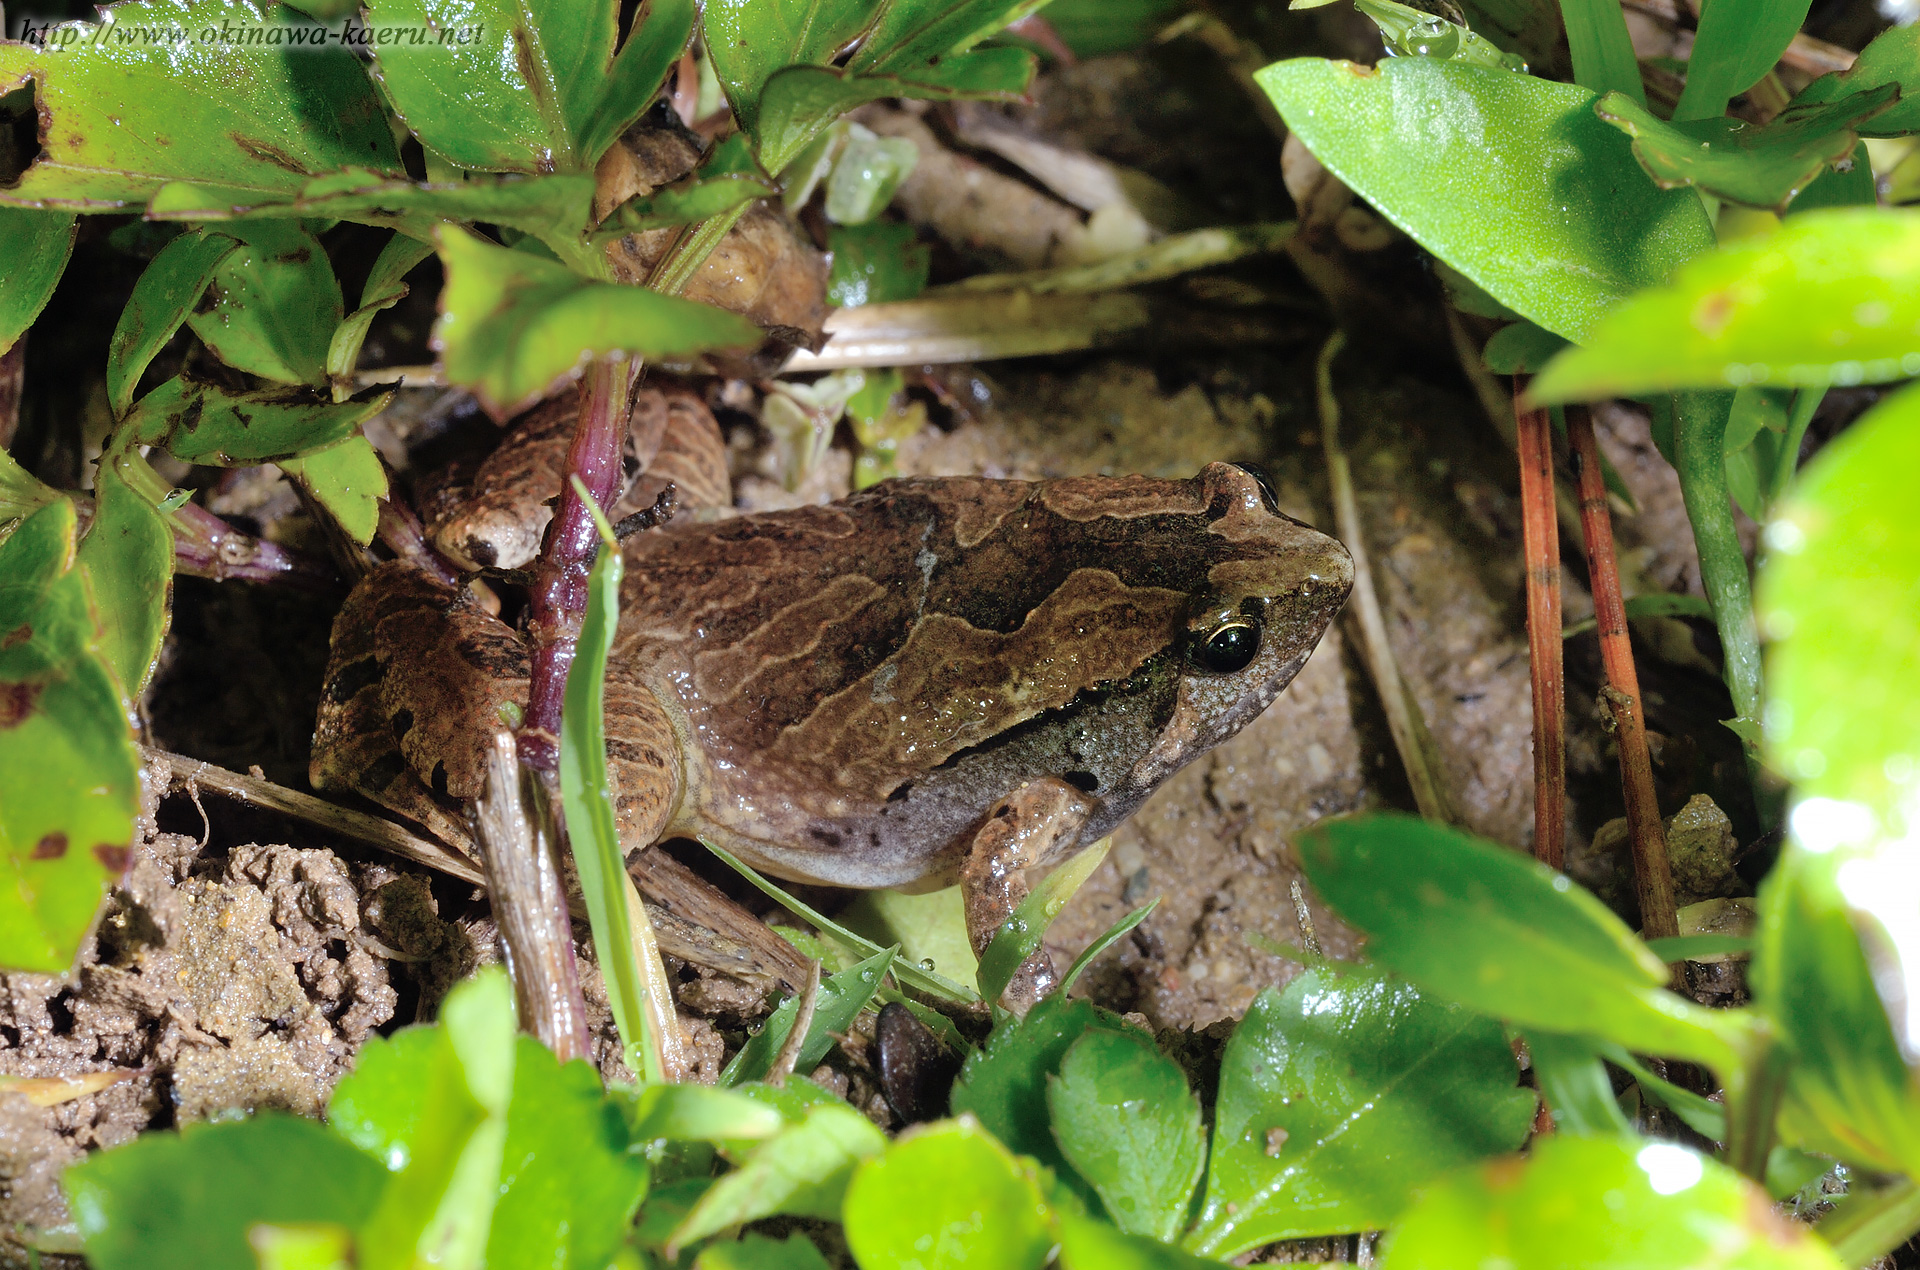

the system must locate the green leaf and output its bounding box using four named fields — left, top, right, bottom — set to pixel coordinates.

left=486, top=1037, right=650, bottom=1270
left=124, top=377, right=389, bottom=466
left=621, top=1082, right=786, bottom=1144
left=827, top=221, right=932, bottom=308
left=1482, top=320, right=1569, bottom=374
left=1557, top=0, right=1644, bottom=102
left=1294, top=814, right=1749, bottom=1072
left=0, top=447, right=61, bottom=533
left=1055, top=1212, right=1222, bottom=1270
left=0, top=0, right=401, bottom=208
left=76, top=454, right=174, bottom=693
left=669, top=1103, right=887, bottom=1248
left=327, top=233, right=436, bottom=391
left=721, top=947, right=895, bottom=1086
left=328, top=970, right=516, bottom=1270
left=559, top=486, right=657, bottom=1079
left=65, top=1115, right=387, bottom=1270
left=1597, top=87, right=1896, bottom=213
left=1040, top=0, right=1185, bottom=58
left=1347, top=0, right=1526, bottom=71
left=695, top=1233, right=834, bottom=1270
left=1791, top=26, right=1920, bottom=139
left=1754, top=383, right=1920, bottom=1175
left=848, top=0, right=1055, bottom=73
left=0, top=500, right=139, bottom=974
left=0, top=209, right=77, bottom=354
left=951, top=996, right=1131, bottom=1200
left=1379, top=1134, right=1843, bottom=1269
left=1256, top=57, right=1714, bottom=344
left=106, top=229, right=242, bottom=419
left=184, top=220, right=342, bottom=386
left=825, top=125, right=919, bottom=225
left=1673, top=0, right=1811, bottom=122
left=842, top=1118, right=1056, bottom=1270
left=249, top=1223, right=356, bottom=1270
left=365, top=0, right=682, bottom=173
left=1786, top=155, right=1877, bottom=215
left=1046, top=1028, right=1204, bottom=1240
left=976, top=838, right=1110, bottom=1009
left=432, top=225, right=760, bottom=419
left=1185, top=968, right=1535, bottom=1258
left=1524, top=1030, right=1633, bottom=1135
left=280, top=435, right=390, bottom=546
left=1528, top=208, right=1920, bottom=402
left=838, top=886, right=979, bottom=994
